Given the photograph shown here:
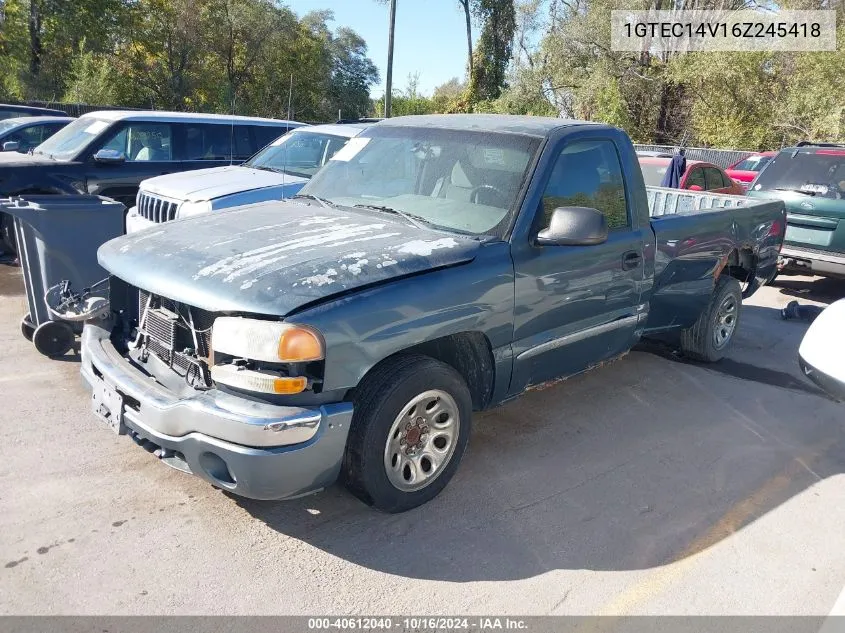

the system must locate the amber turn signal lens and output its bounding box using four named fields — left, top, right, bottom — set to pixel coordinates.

left=278, top=328, right=323, bottom=362
left=273, top=376, right=308, bottom=394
